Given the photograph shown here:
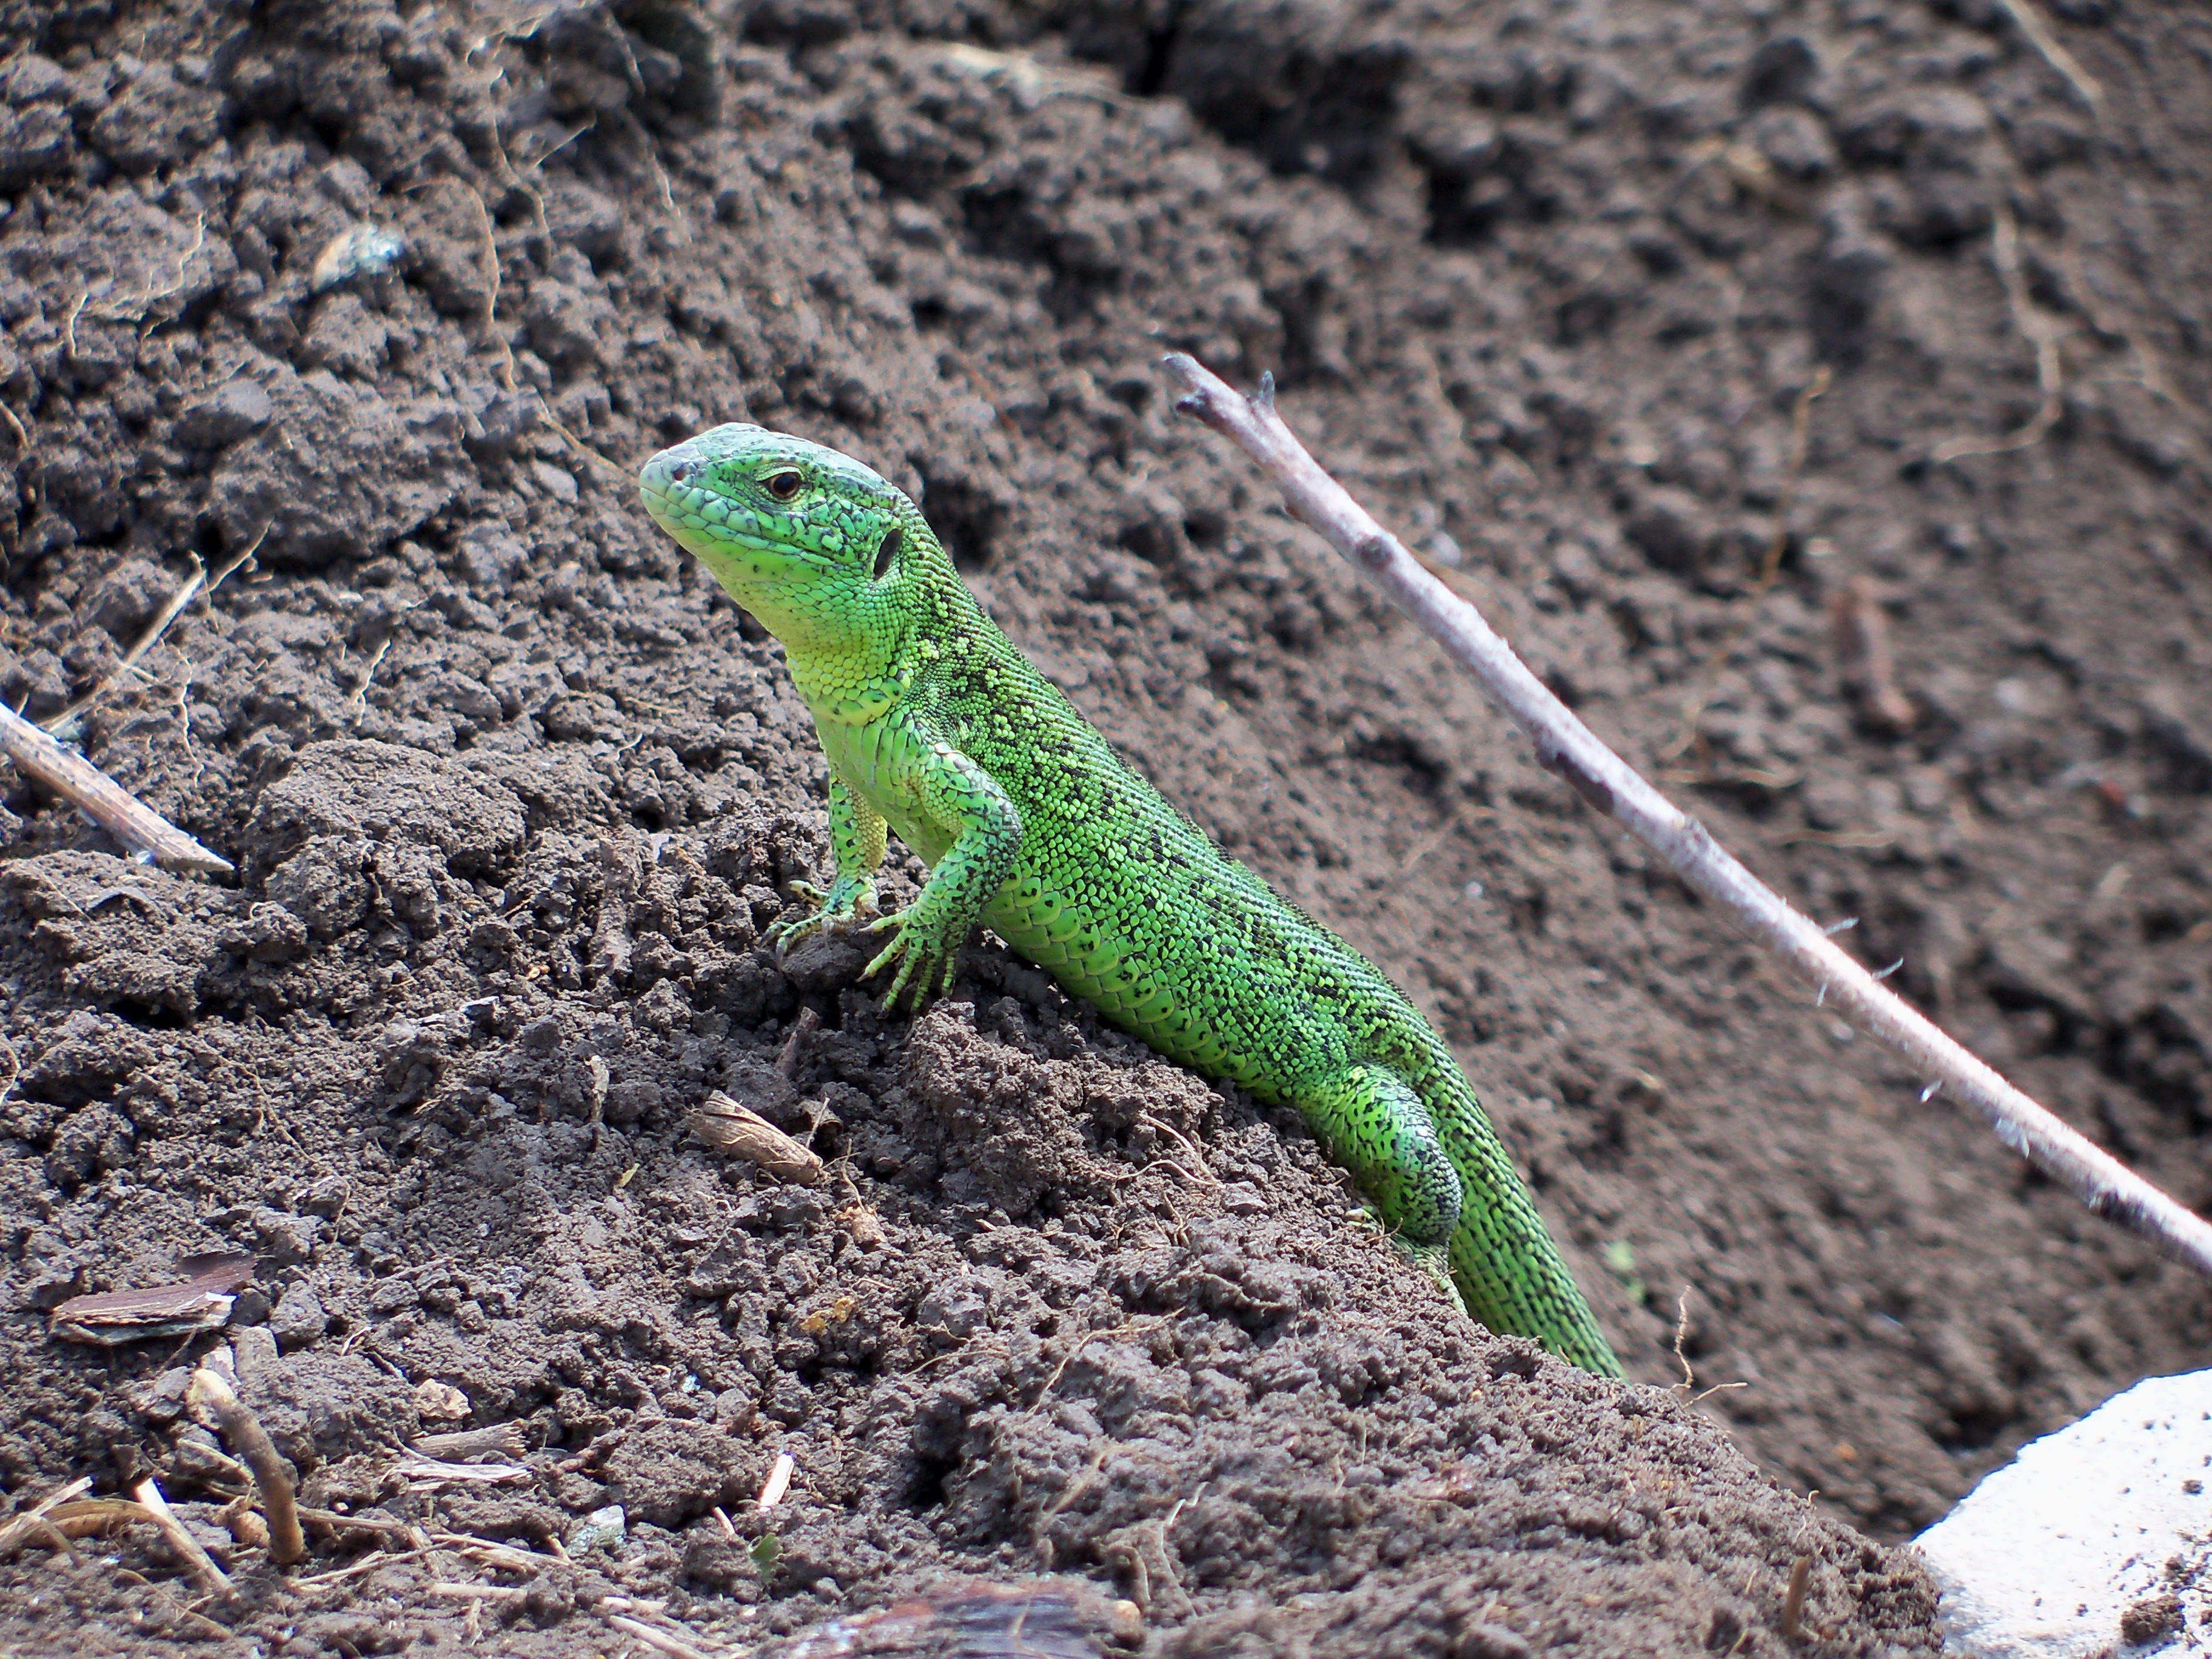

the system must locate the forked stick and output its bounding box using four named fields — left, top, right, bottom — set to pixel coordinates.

left=1161, top=353, right=2212, bottom=1281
